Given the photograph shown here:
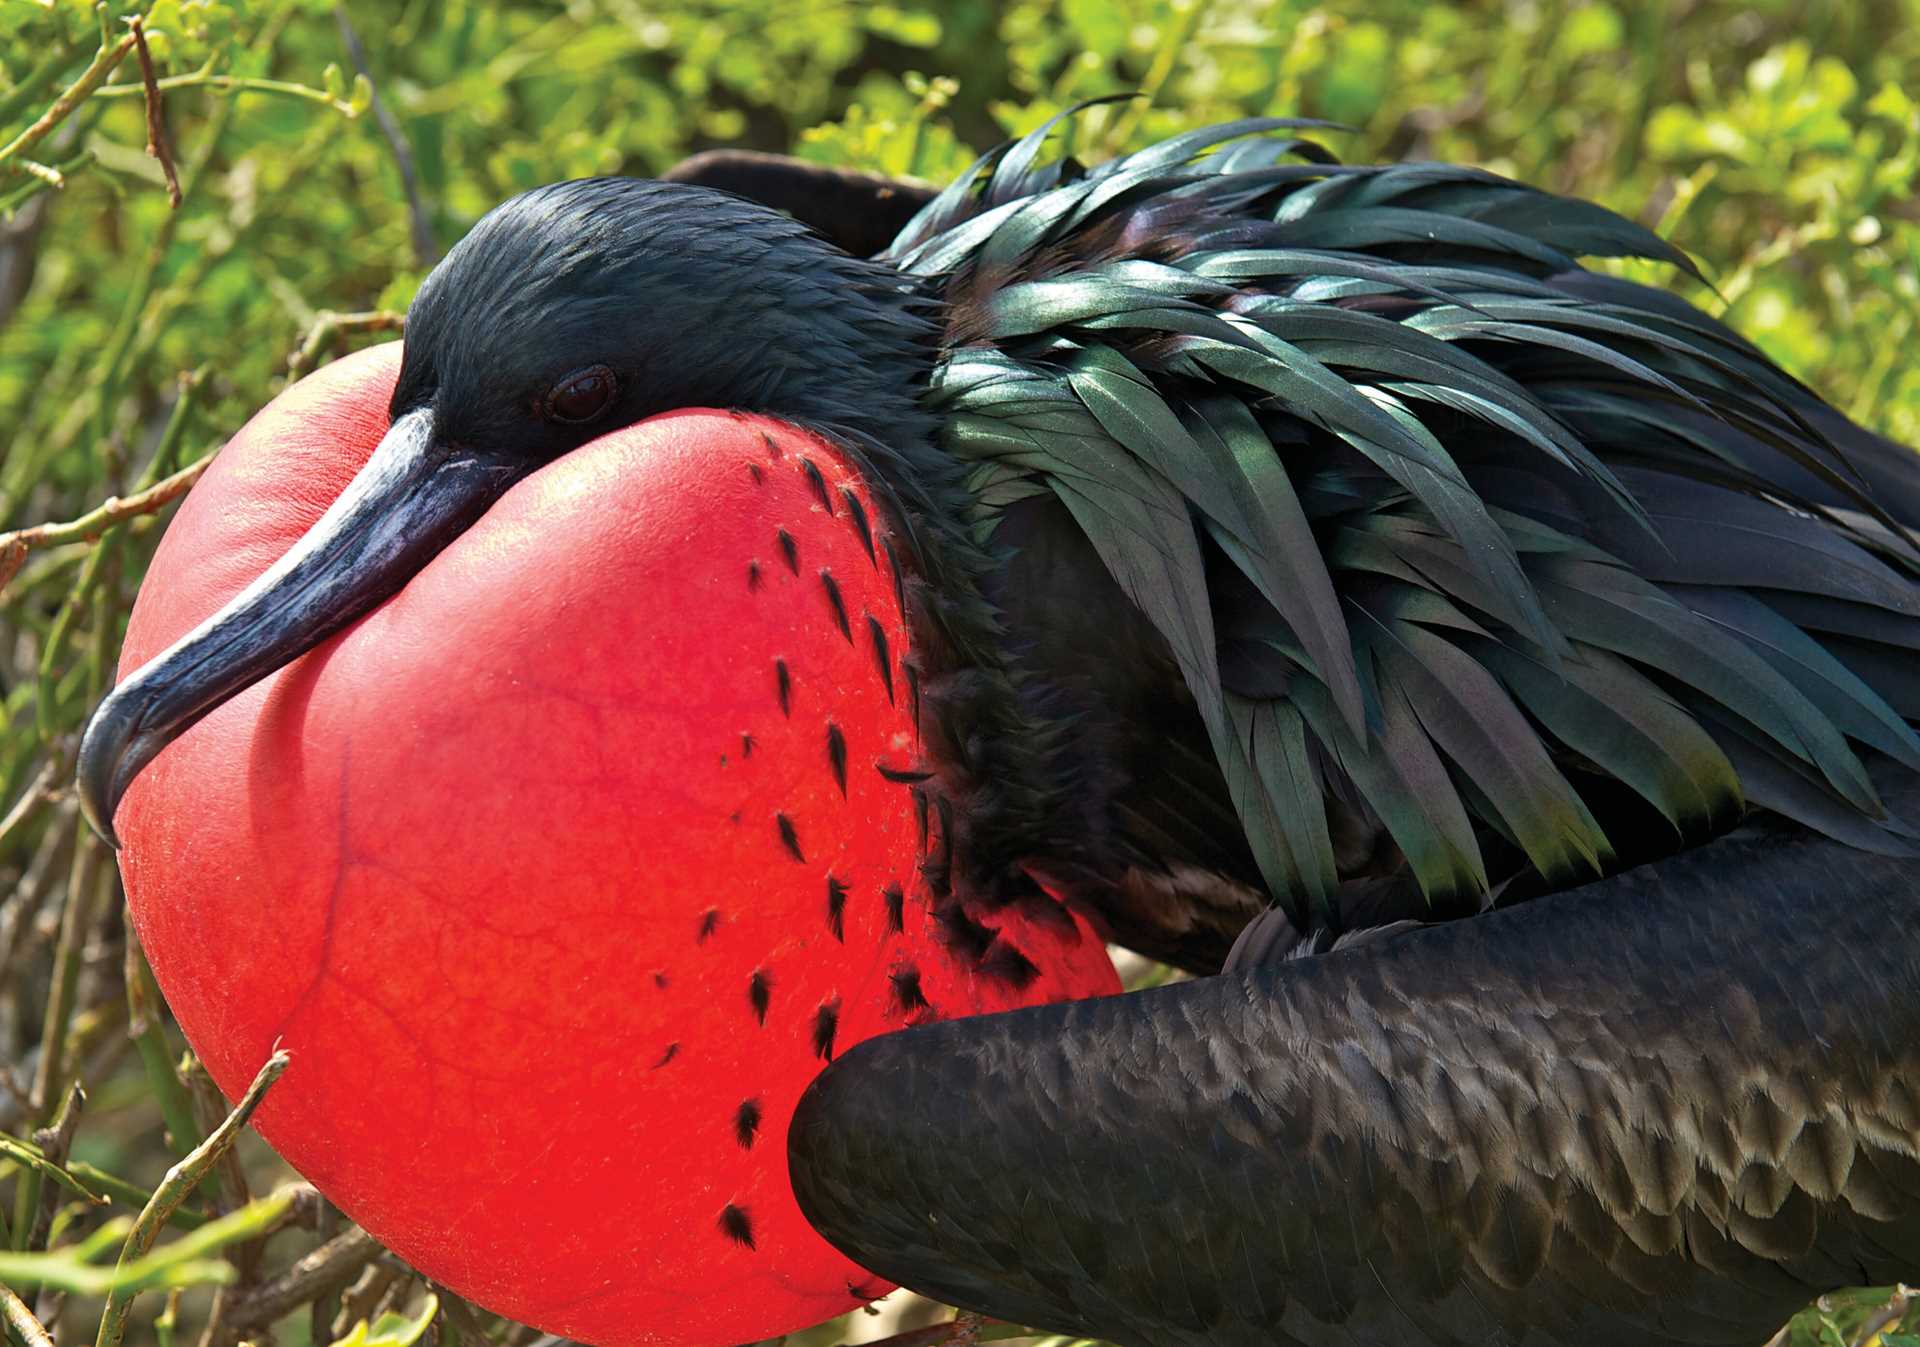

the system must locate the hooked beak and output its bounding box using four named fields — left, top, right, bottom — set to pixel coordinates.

left=78, top=407, right=527, bottom=848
